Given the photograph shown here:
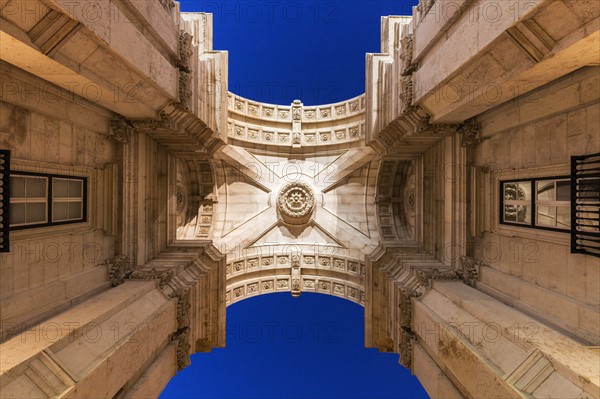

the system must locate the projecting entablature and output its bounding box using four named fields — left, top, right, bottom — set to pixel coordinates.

left=227, top=93, right=367, bottom=150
